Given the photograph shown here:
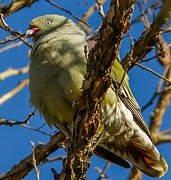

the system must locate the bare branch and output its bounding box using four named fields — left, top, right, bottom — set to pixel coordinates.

left=44, top=156, right=65, bottom=163
left=150, top=63, right=171, bottom=136
left=129, top=60, right=171, bottom=180
left=0, top=132, right=66, bottom=180
left=127, top=1, right=171, bottom=178
left=0, top=111, right=35, bottom=126
left=0, top=35, right=19, bottom=45
left=78, top=0, right=107, bottom=27
left=136, top=2, right=150, bottom=29
left=135, top=62, right=171, bottom=83
left=96, top=0, right=105, bottom=19
left=0, top=116, right=51, bottom=136
left=46, top=0, right=91, bottom=28
left=0, top=0, right=38, bottom=18
left=0, top=79, right=29, bottom=105
left=141, top=92, right=158, bottom=112
left=59, top=0, right=135, bottom=179
left=0, top=65, right=29, bottom=81
left=96, top=161, right=111, bottom=180
left=0, top=16, right=32, bottom=48
left=122, top=0, right=171, bottom=70
left=139, top=55, right=158, bottom=63
left=131, top=1, right=160, bottom=24
left=0, top=26, right=32, bottom=48
left=156, top=35, right=171, bottom=66
left=0, top=41, right=23, bottom=52
left=128, top=167, right=142, bottom=180
left=160, top=128, right=171, bottom=135
left=31, top=141, right=40, bottom=180
left=156, top=134, right=171, bottom=145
